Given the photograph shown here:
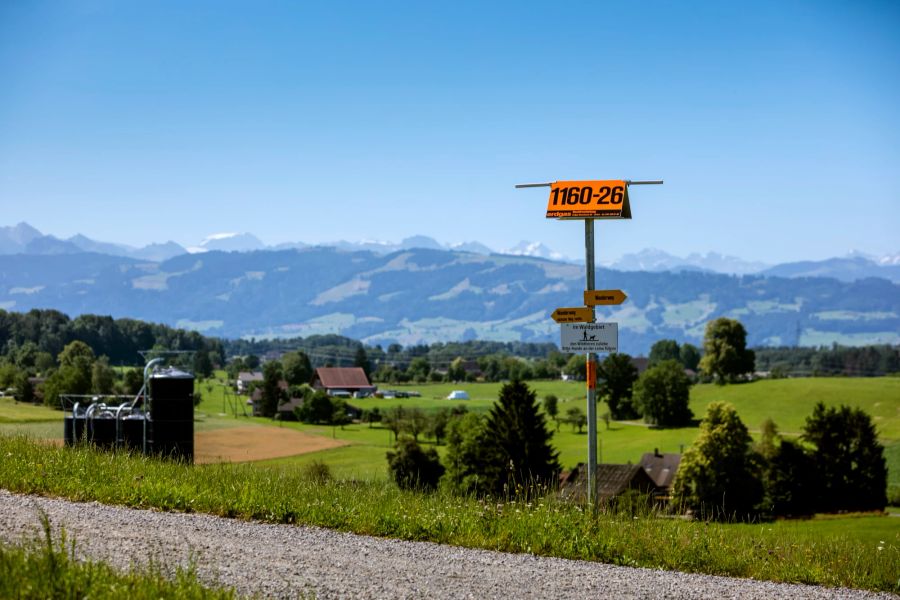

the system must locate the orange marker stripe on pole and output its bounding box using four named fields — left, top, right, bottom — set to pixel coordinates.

left=586, top=359, right=596, bottom=390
